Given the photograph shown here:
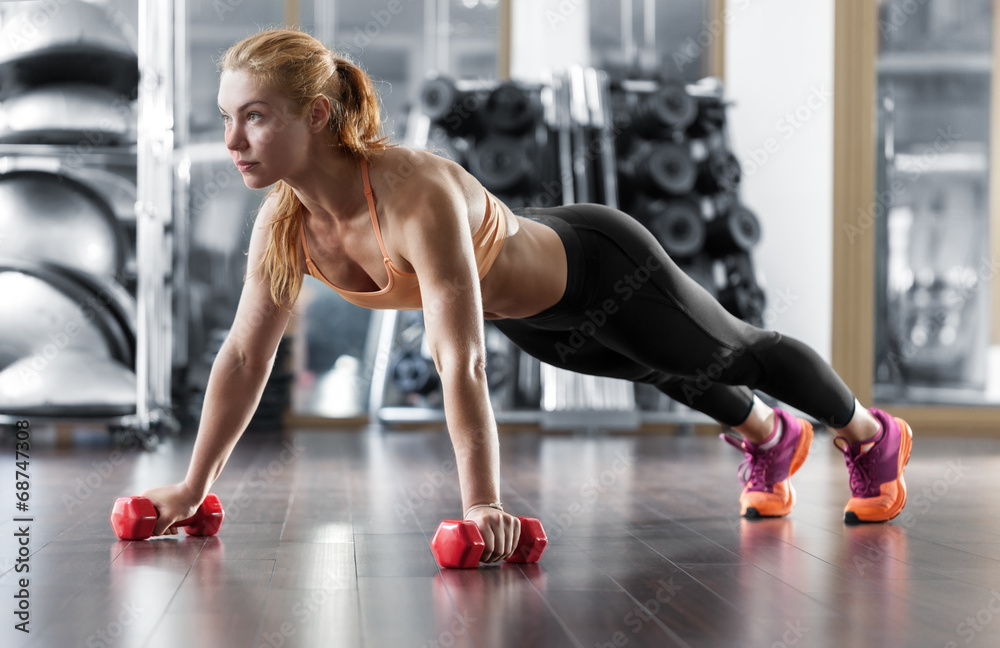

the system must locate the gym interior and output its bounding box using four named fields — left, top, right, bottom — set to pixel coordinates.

left=2, top=1, right=1000, bottom=647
